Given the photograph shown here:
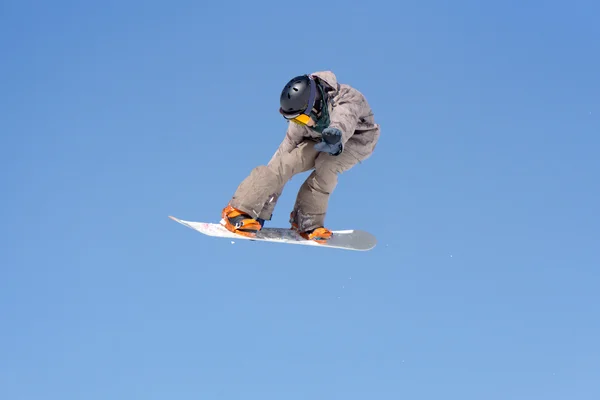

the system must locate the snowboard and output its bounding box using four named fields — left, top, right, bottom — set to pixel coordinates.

left=169, top=215, right=376, bottom=251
